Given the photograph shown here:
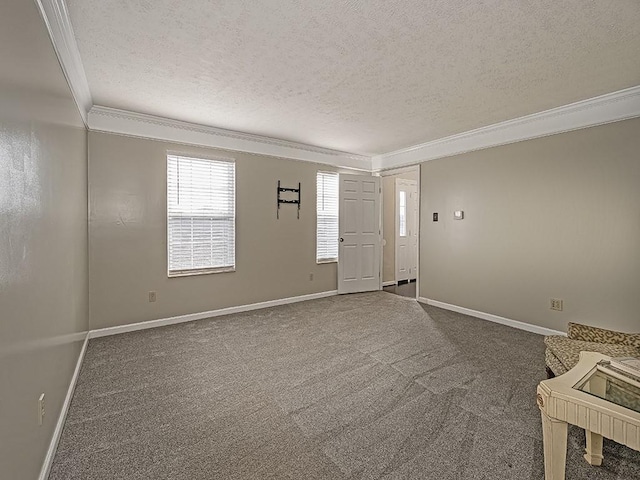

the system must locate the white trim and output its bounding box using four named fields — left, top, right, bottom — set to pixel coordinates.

left=414, top=165, right=420, bottom=300
left=379, top=179, right=383, bottom=291
left=34, top=0, right=92, bottom=126
left=88, top=106, right=371, bottom=170
left=85, top=87, right=640, bottom=172
left=377, top=165, right=420, bottom=177
left=38, top=333, right=89, bottom=480
left=395, top=178, right=418, bottom=284
left=382, top=281, right=397, bottom=287
left=89, top=290, right=338, bottom=338
left=29, top=3, right=639, bottom=174
left=418, top=298, right=566, bottom=337
left=373, top=85, right=640, bottom=171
